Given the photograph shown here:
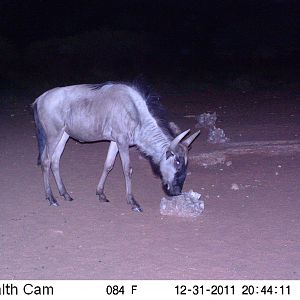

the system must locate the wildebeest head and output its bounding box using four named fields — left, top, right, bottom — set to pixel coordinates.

left=160, top=129, right=200, bottom=196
